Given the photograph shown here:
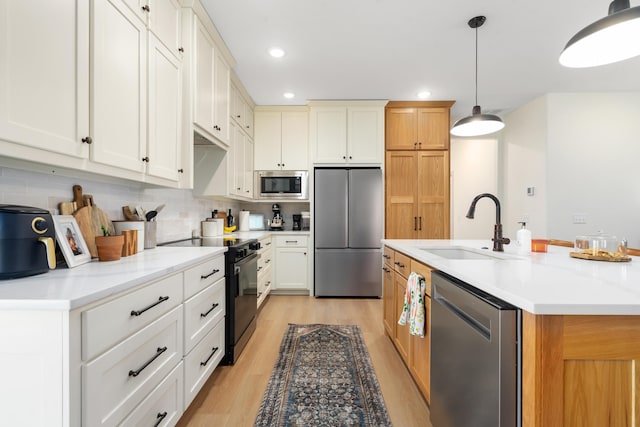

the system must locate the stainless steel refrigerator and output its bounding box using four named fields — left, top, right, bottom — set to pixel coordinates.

left=314, top=168, right=383, bottom=297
